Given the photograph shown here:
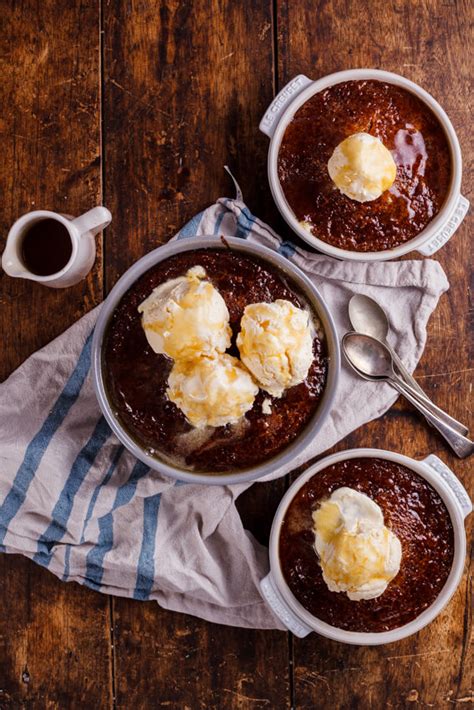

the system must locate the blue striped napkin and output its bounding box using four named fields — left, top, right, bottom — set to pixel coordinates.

left=0, top=195, right=449, bottom=629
